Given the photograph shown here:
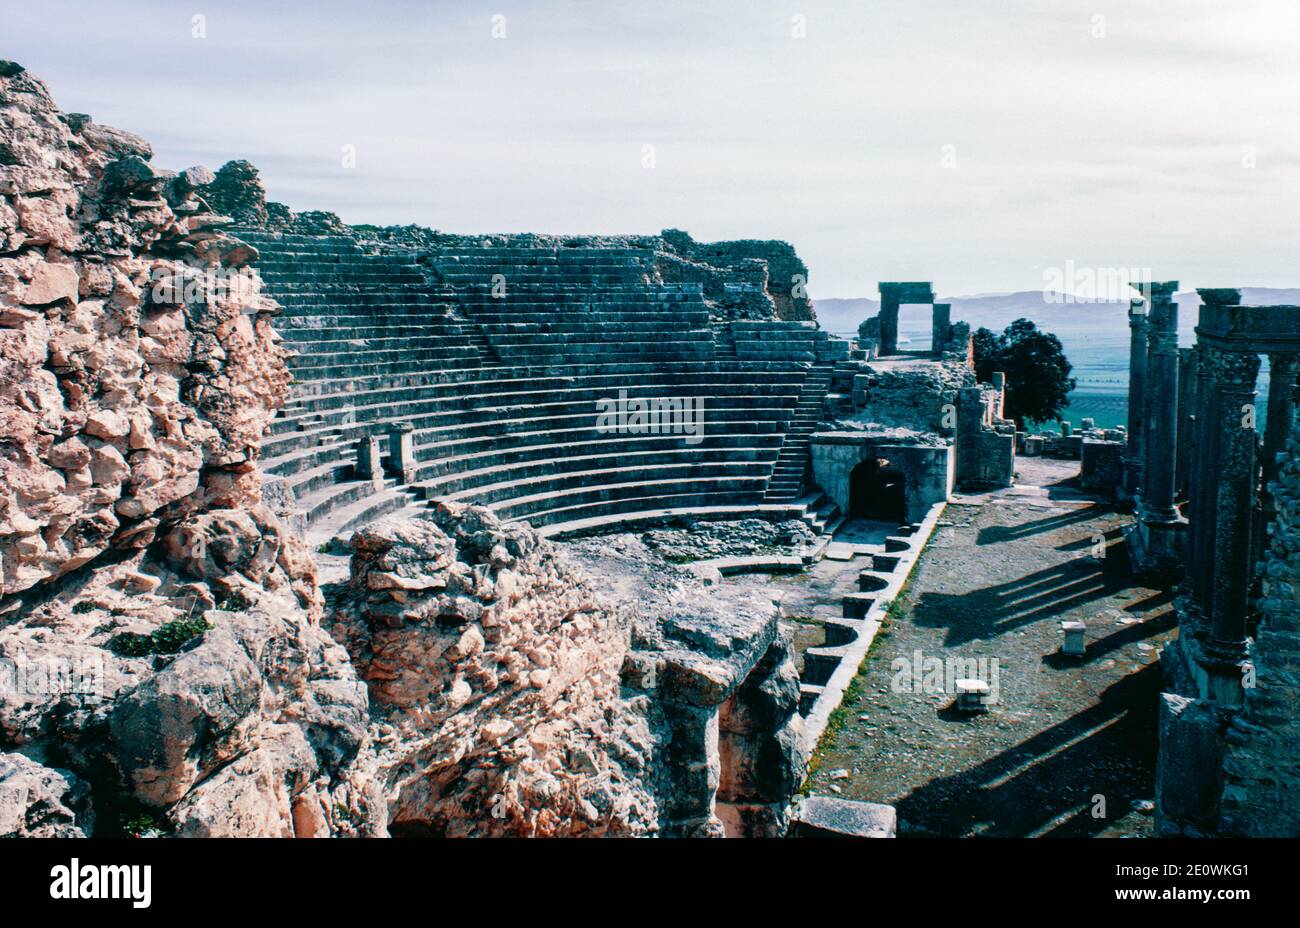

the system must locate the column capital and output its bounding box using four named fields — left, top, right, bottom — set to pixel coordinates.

left=1136, top=280, right=1179, bottom=300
